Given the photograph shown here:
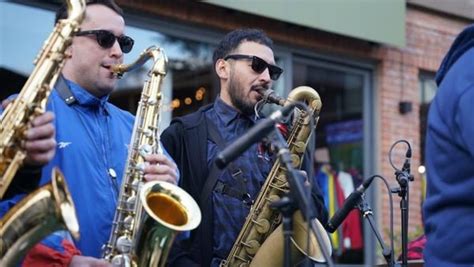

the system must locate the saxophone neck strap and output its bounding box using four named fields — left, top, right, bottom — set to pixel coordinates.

left=55, top=75, right=77, bottom=105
